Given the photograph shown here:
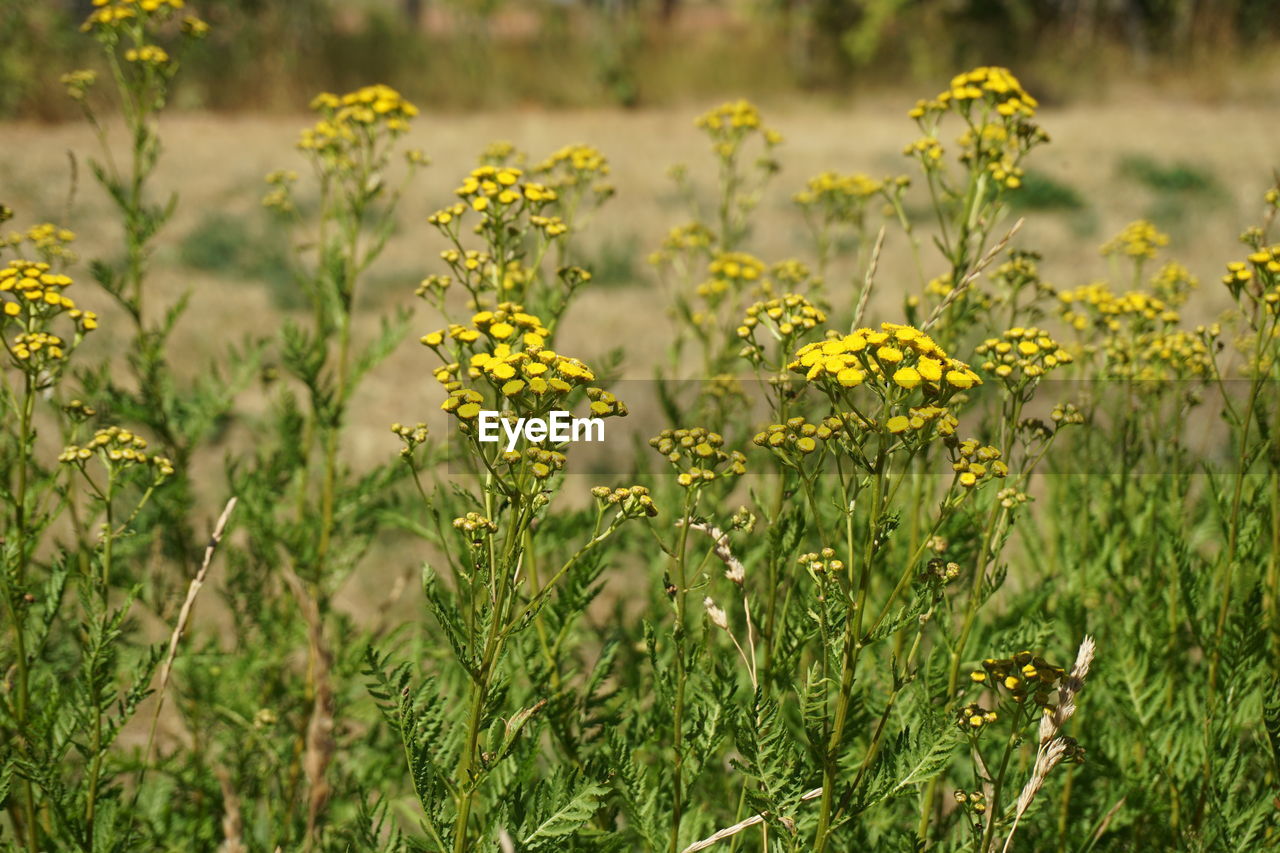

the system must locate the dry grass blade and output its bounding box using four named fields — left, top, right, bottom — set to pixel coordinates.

left=1038, top=634, right=1095, bottom=743
left=280, top=562, right=336, bottom=853
left=684, top=521, right=757, bottom=684
left=852, top=225, right=886, bottom=331
left=143, top=497, right=237, bottom=766
left=921, top=218, right=1025, bottom=333
left=1002, top=635, right=1096, bottom=853
left=215, top=764, right=247, bottom=853
left=681, top=787, right=822, bottom=852
left=683, top=521, right=744, bottom=585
